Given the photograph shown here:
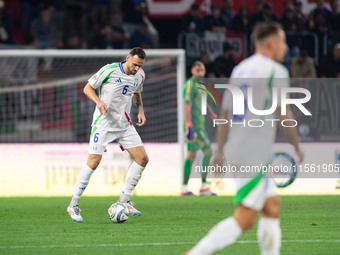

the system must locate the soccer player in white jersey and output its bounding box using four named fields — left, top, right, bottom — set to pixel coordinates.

left=67, top=47, right=149, bottom=222
left=186, top=22, right=304, bottom=254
